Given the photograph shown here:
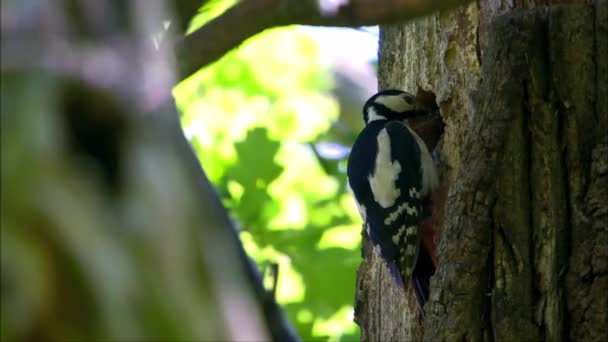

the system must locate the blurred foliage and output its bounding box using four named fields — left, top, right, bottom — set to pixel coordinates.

left=187, top=0, right=239, bottom=33
left=1, top=73, right=239, bottom=342
left=174, top=27, right=362, bottom=341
